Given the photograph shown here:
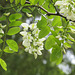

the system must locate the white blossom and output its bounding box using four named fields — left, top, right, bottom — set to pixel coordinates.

left=20, top=23, right=46, bottom=59
left=21, top=23, right=29, bottom=30
left=0, top=28, right=4, bottom=38
left=55, top=0, right=75, bottom=21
